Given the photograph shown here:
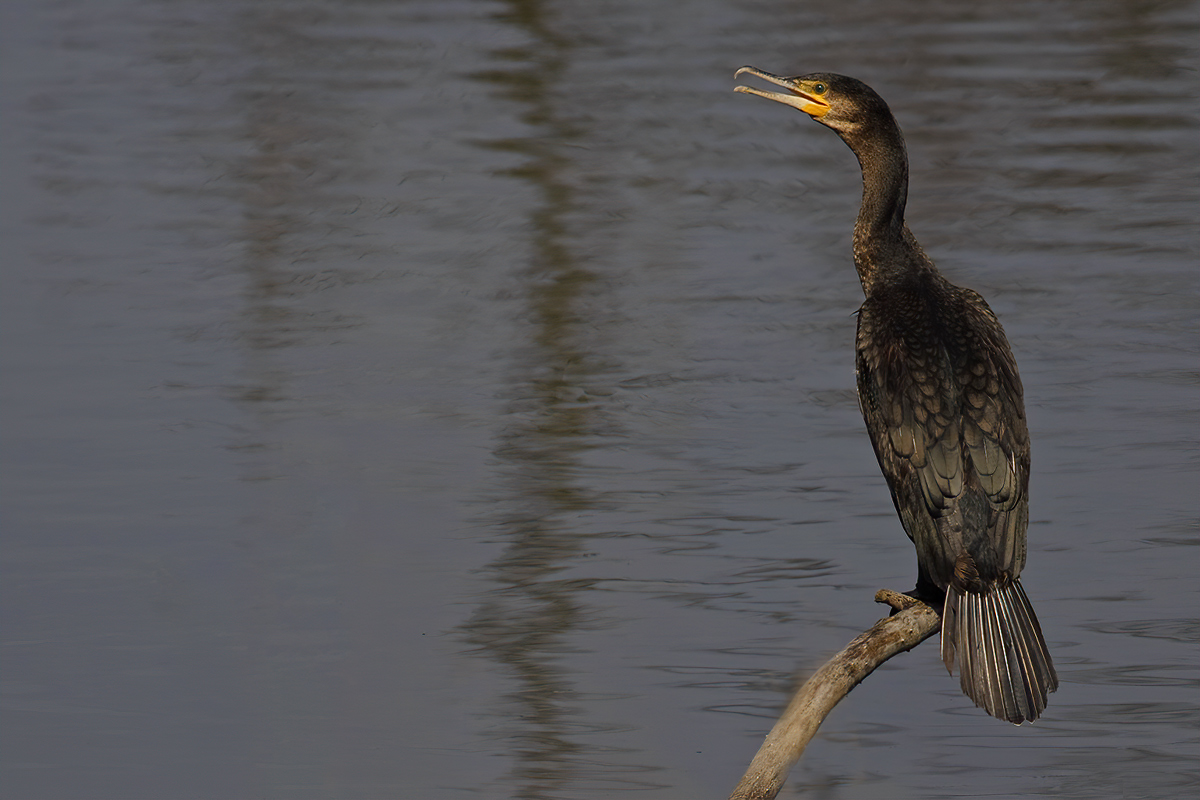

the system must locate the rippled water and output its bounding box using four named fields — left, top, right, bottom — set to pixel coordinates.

left=3, top=1, right=1197, bottom=798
